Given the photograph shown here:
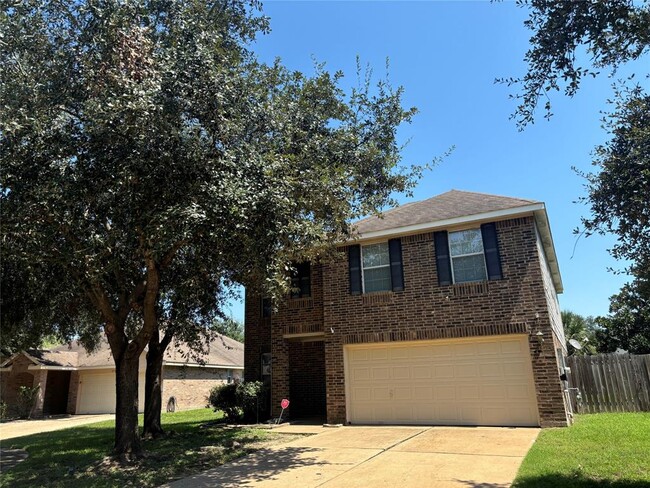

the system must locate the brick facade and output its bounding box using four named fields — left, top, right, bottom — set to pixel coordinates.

left=244, top=215, right=569, bottom=427
left=0, top=355, right=37, bottom=417
left=162, top=365, right=239, bottom=411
